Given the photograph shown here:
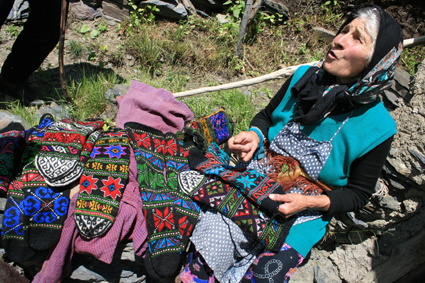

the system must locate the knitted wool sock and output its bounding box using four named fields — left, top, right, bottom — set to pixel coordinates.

left=186, top=109, right=234, bottom=146
left=179, top=170, right=295, bottom=252
left=126, top=124, right=182, bottom=278
left=1, top=175, right=35, bottom=263
left=74, top=130, right=130, bottom=238
left=35, top=119, right=103, bottom=187
left=0, top=123, right=25, bottom=197
left=19, top=162, right=70, bottom=251
left=189, top=143, right=285, bottom=215
left=162, top=132, right=200, bottom=250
